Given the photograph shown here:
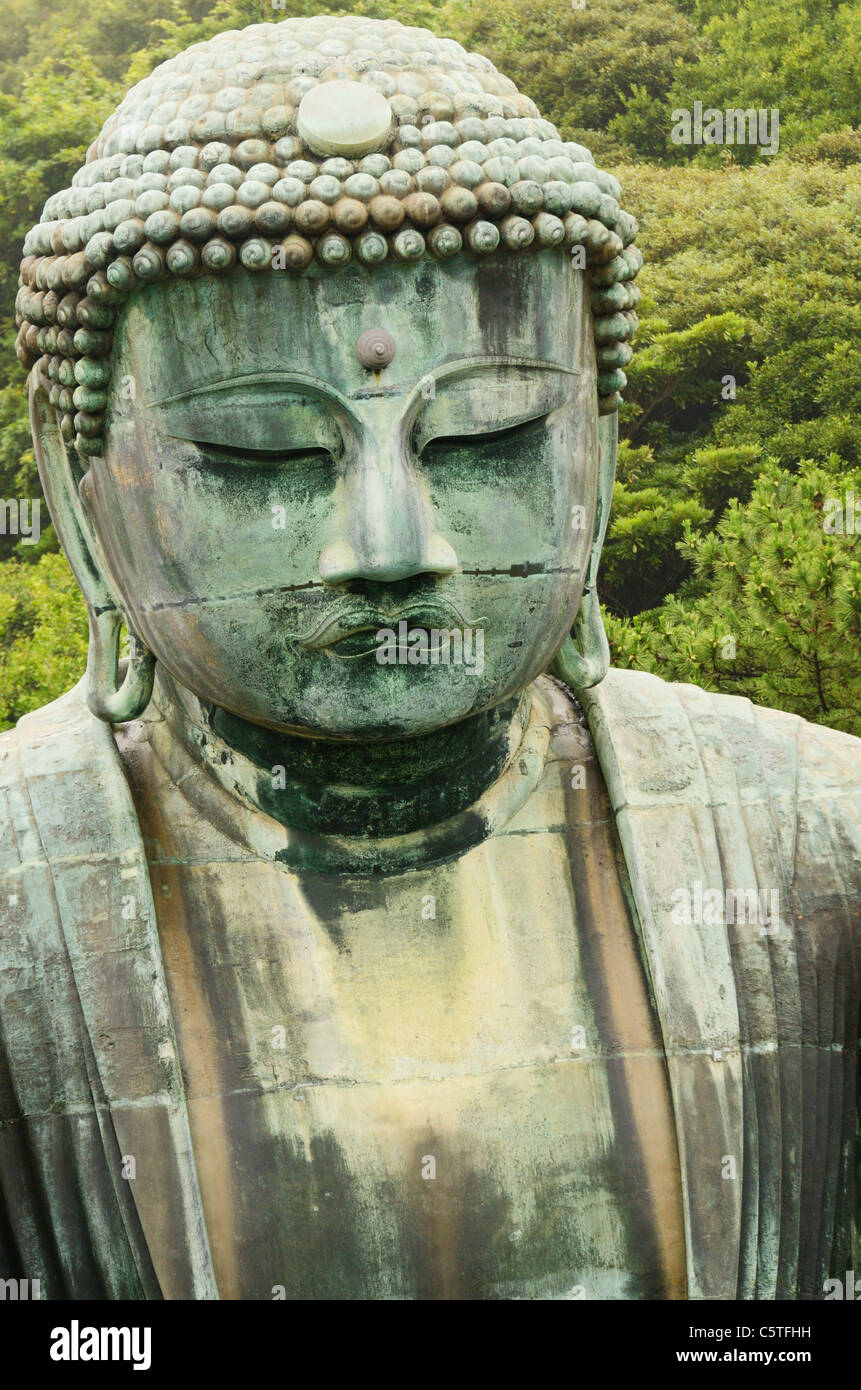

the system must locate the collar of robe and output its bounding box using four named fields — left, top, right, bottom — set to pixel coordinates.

left=142, top=670, right=552, bottom=875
